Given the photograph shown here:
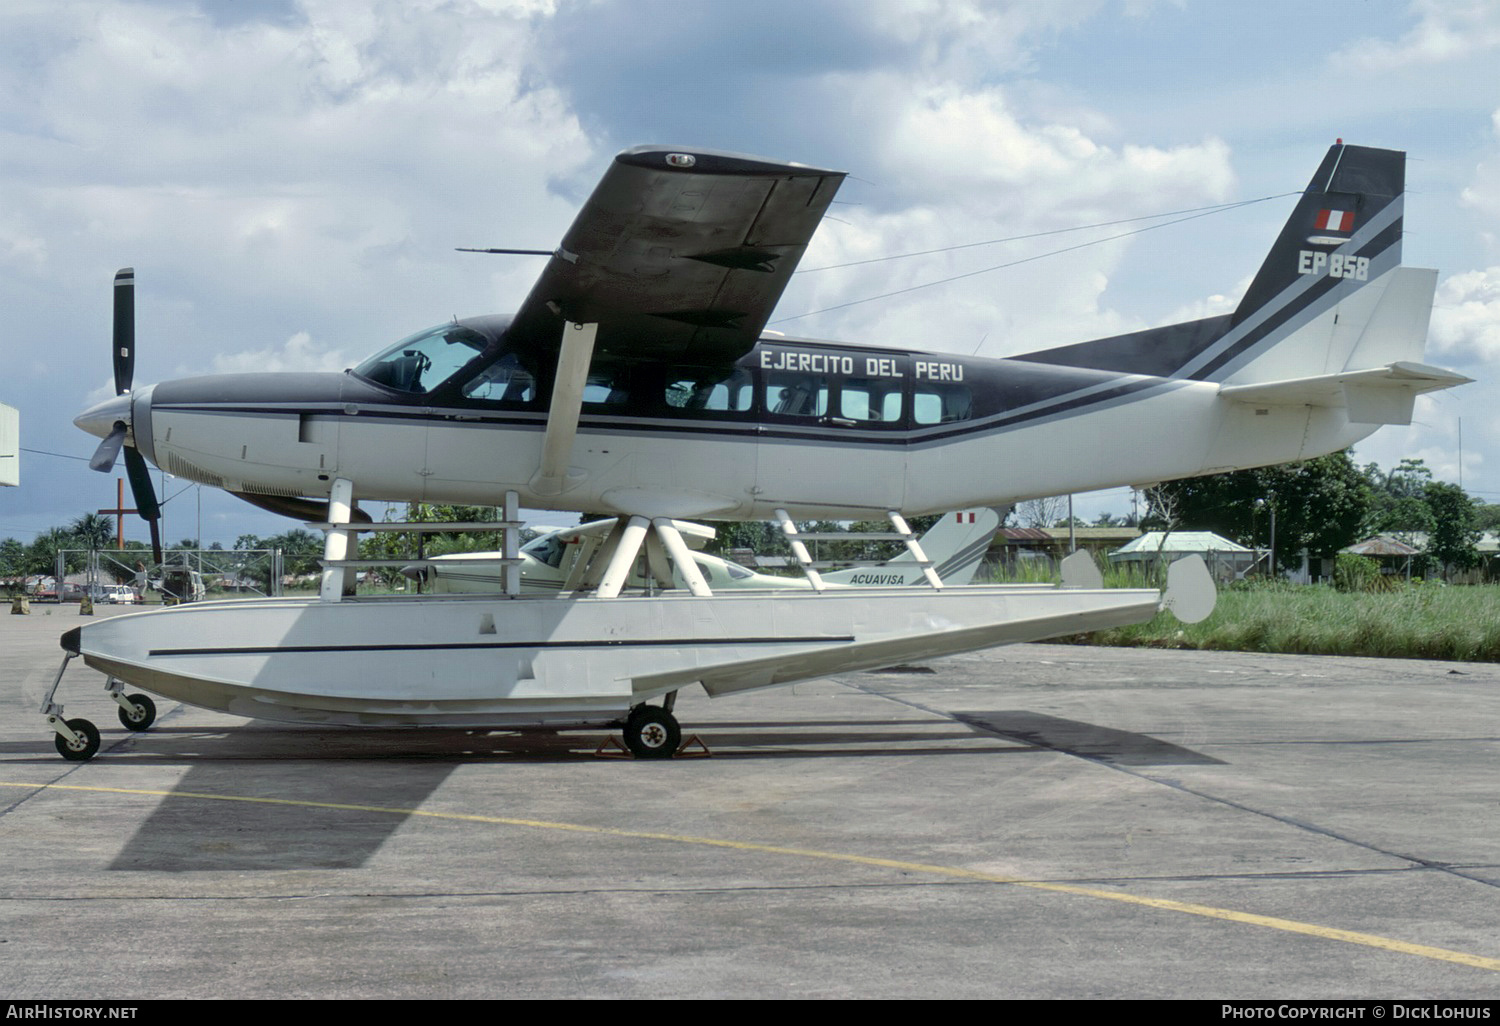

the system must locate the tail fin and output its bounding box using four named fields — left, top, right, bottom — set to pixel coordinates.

left=1231, top=142, right=1405, bottom=329
left=1016, top=143, right=1423, bottom=388
left=820, top=508, right=1002, bottom=587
